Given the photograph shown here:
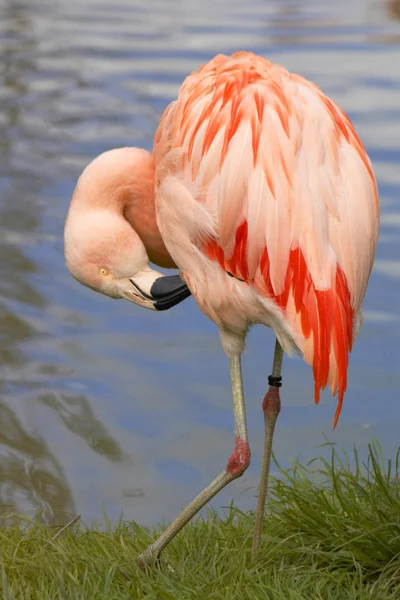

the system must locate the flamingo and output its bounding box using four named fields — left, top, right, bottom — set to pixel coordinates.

left=64, top=51, right=379, bottom=565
